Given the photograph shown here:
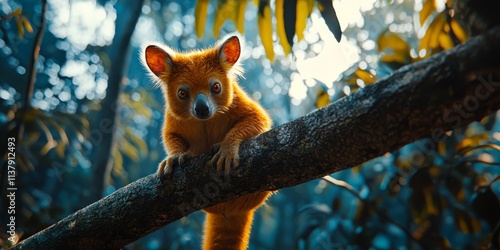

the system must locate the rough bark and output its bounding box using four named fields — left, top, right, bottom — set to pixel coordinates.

left=12, top=26, right=500, bottom=250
